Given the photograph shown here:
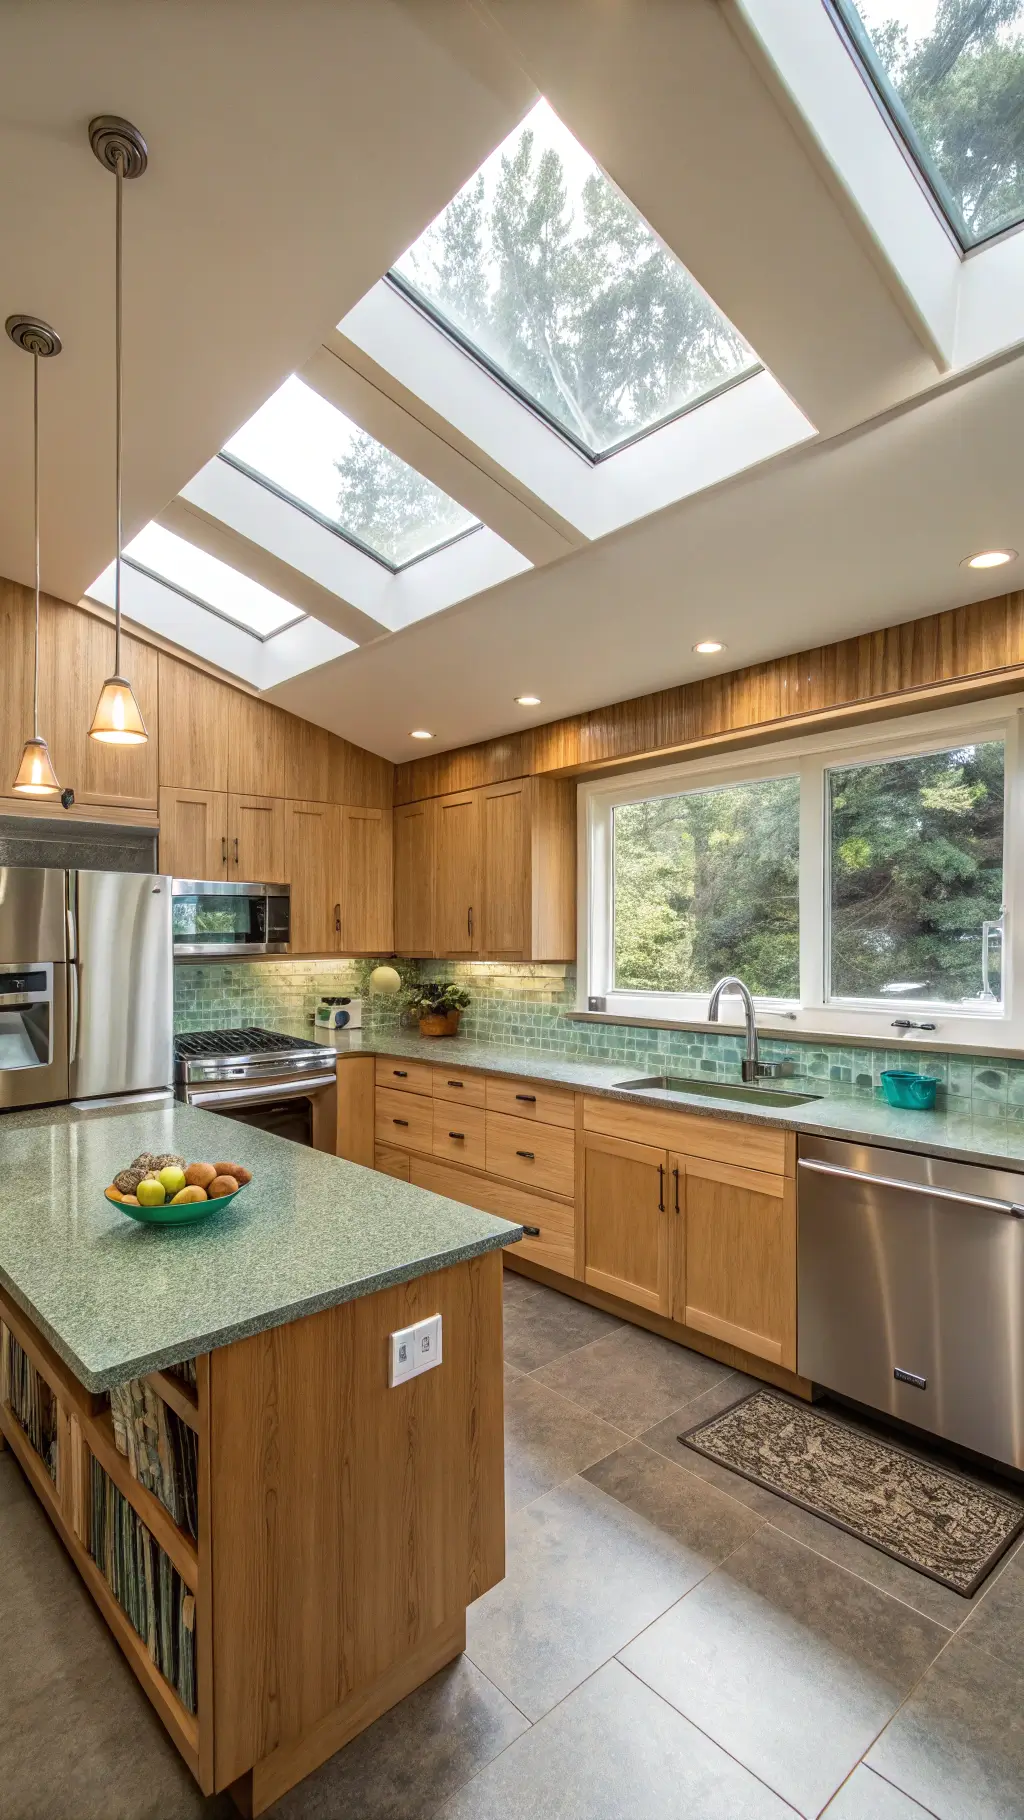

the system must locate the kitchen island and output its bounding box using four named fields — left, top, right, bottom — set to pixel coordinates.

left=0, top=1100, right=520, bottom=1814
